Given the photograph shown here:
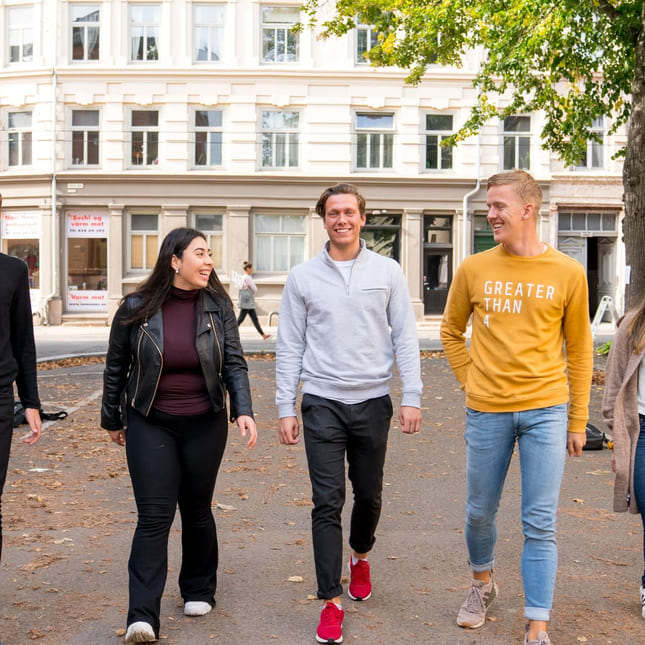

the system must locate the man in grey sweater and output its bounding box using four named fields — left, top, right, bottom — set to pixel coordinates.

left=276, top=183, right=422, bottom=644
